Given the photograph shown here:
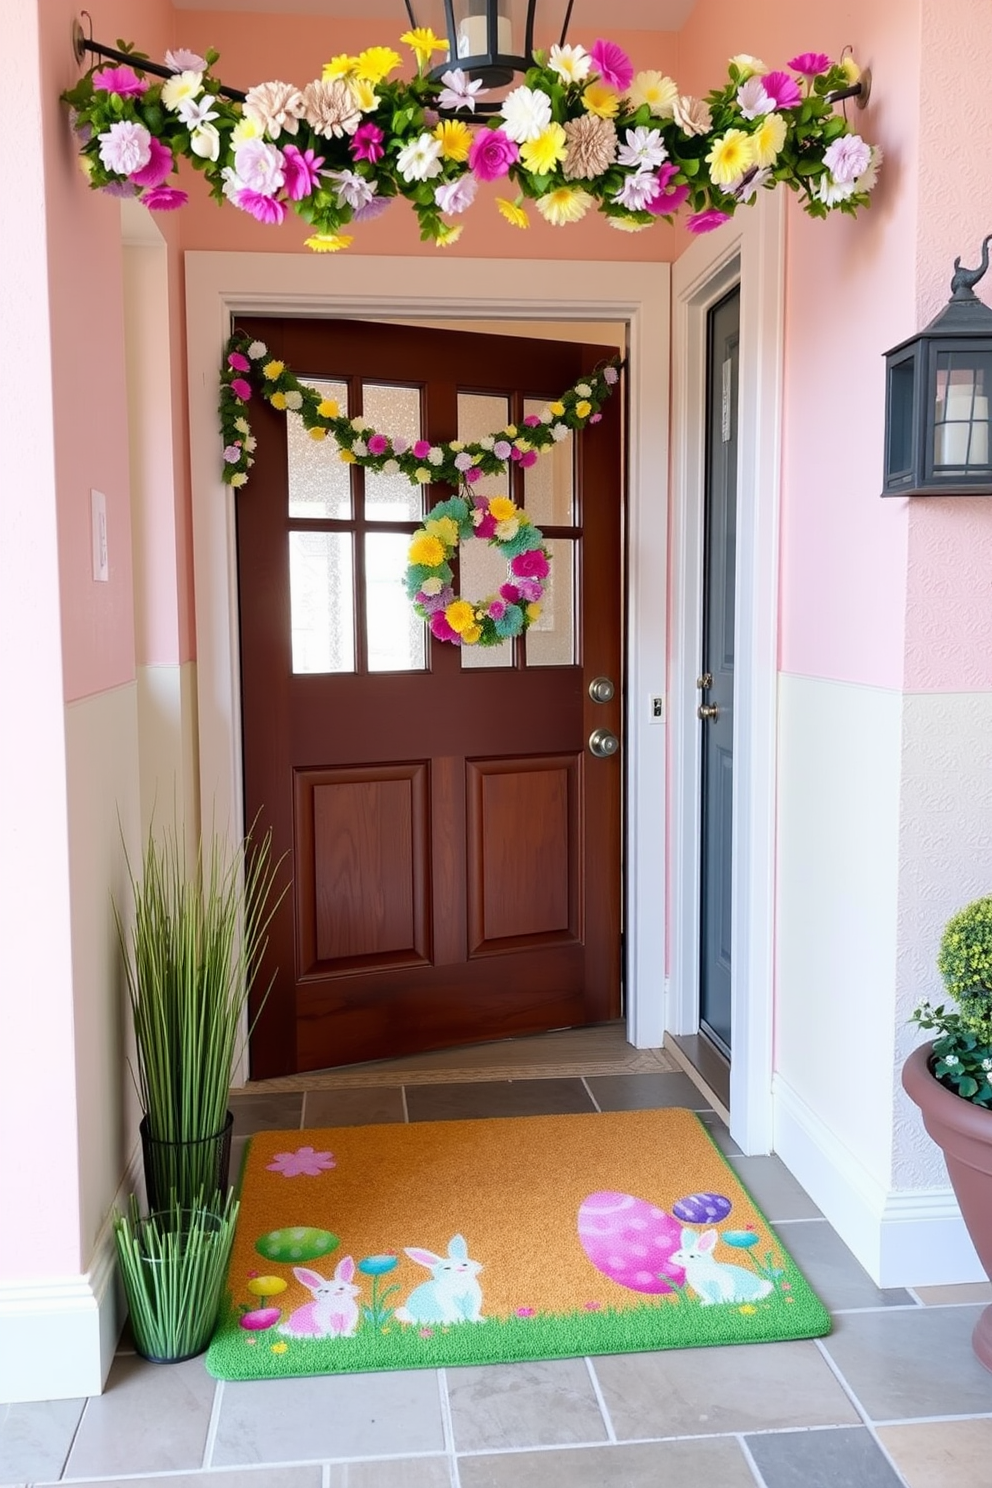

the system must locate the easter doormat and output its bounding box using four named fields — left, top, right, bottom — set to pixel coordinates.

left=205, top=1107, right=830, bottom=1380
